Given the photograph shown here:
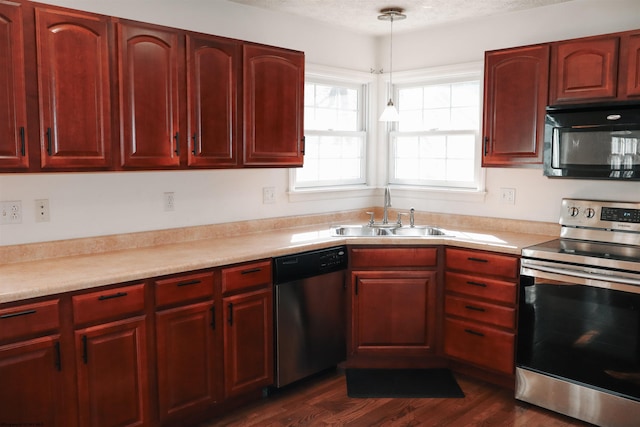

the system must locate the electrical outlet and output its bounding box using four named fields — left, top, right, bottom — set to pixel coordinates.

left=164, top=192, right=175, bottom=211
left=262, top=187, right=275, bottom=204
left=35, top=199, right=50, bottom=222
left=500, top=188, right=516, bottom=205
left=1, top=200, right=22, bottom=224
